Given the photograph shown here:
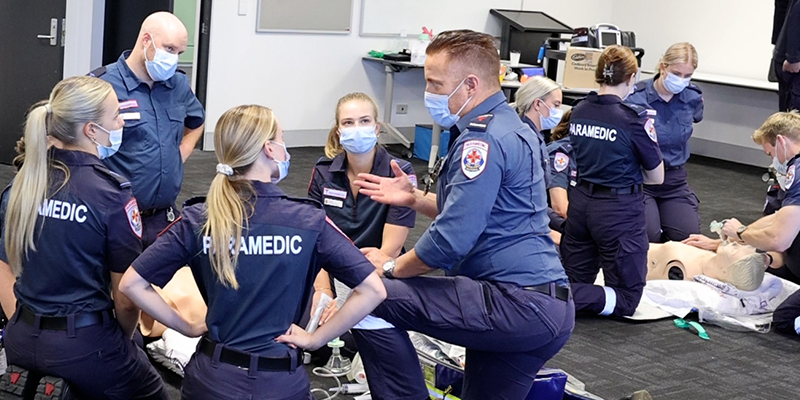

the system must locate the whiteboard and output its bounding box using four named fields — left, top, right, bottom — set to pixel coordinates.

left=257, top=0, right=353, bottom=34
left=359, top=0, right=521, bottom=37
left=611, top=0, right=775, bottom=83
